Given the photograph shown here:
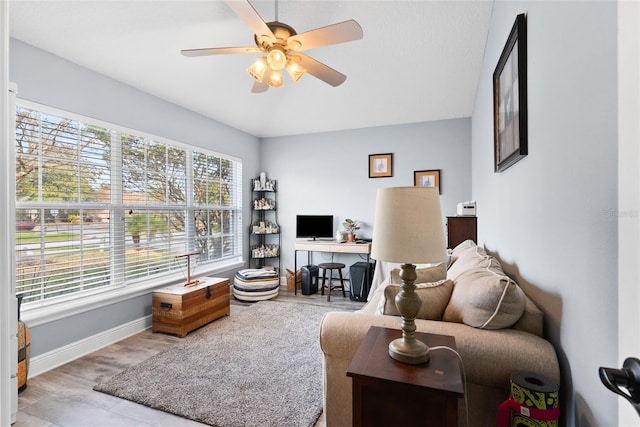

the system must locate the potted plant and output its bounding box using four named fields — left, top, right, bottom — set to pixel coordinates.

left=343, top=218, right=360, bottom=242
